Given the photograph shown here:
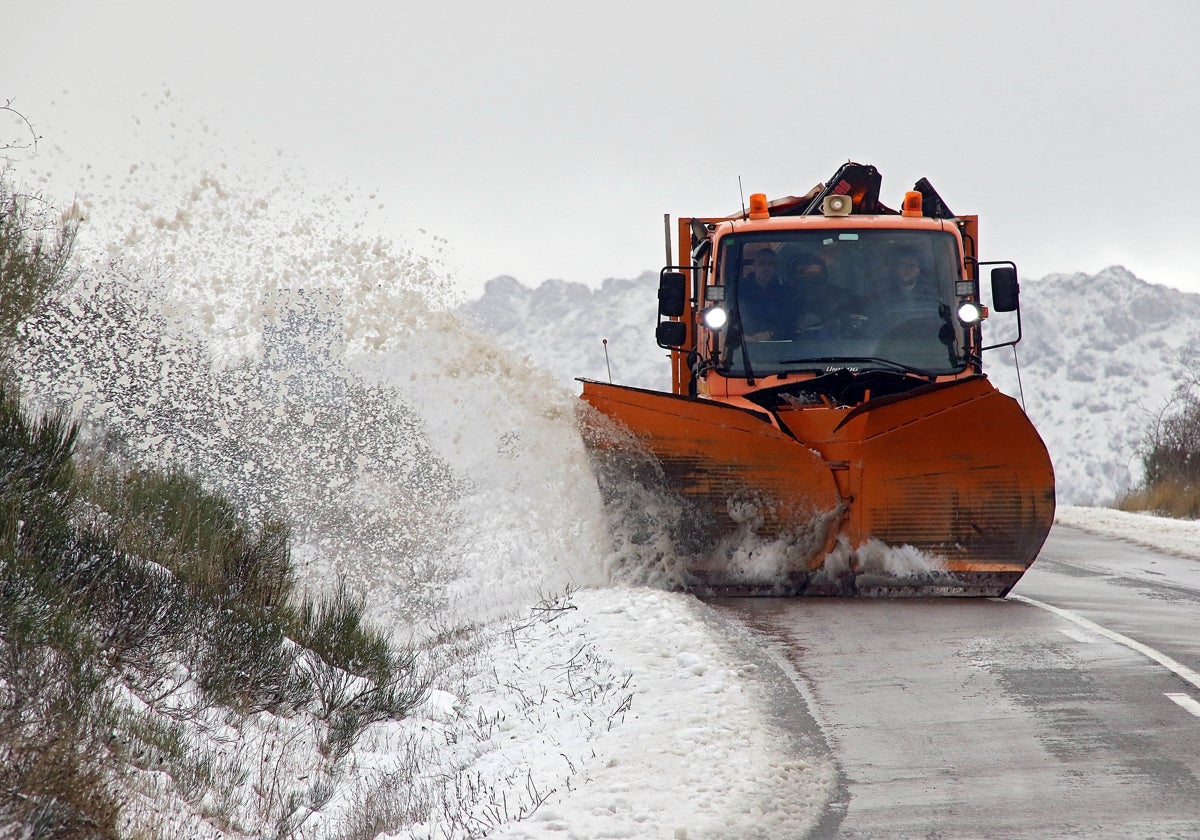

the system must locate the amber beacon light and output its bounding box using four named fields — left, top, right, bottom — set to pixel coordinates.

left=748, top=192, right=770, bottom=220
left=901, top=190, right=923, bottom=217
